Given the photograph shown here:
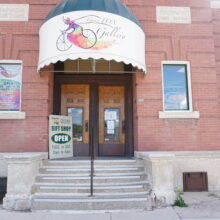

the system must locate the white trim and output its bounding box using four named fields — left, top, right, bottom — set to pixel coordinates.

left=0, top=60, right=22, bottom=64
left=159, top=111, right=200, bottom=119
left=0, top=111, right=26, bottom=119
left=161, top=61, right=195, bottom=118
